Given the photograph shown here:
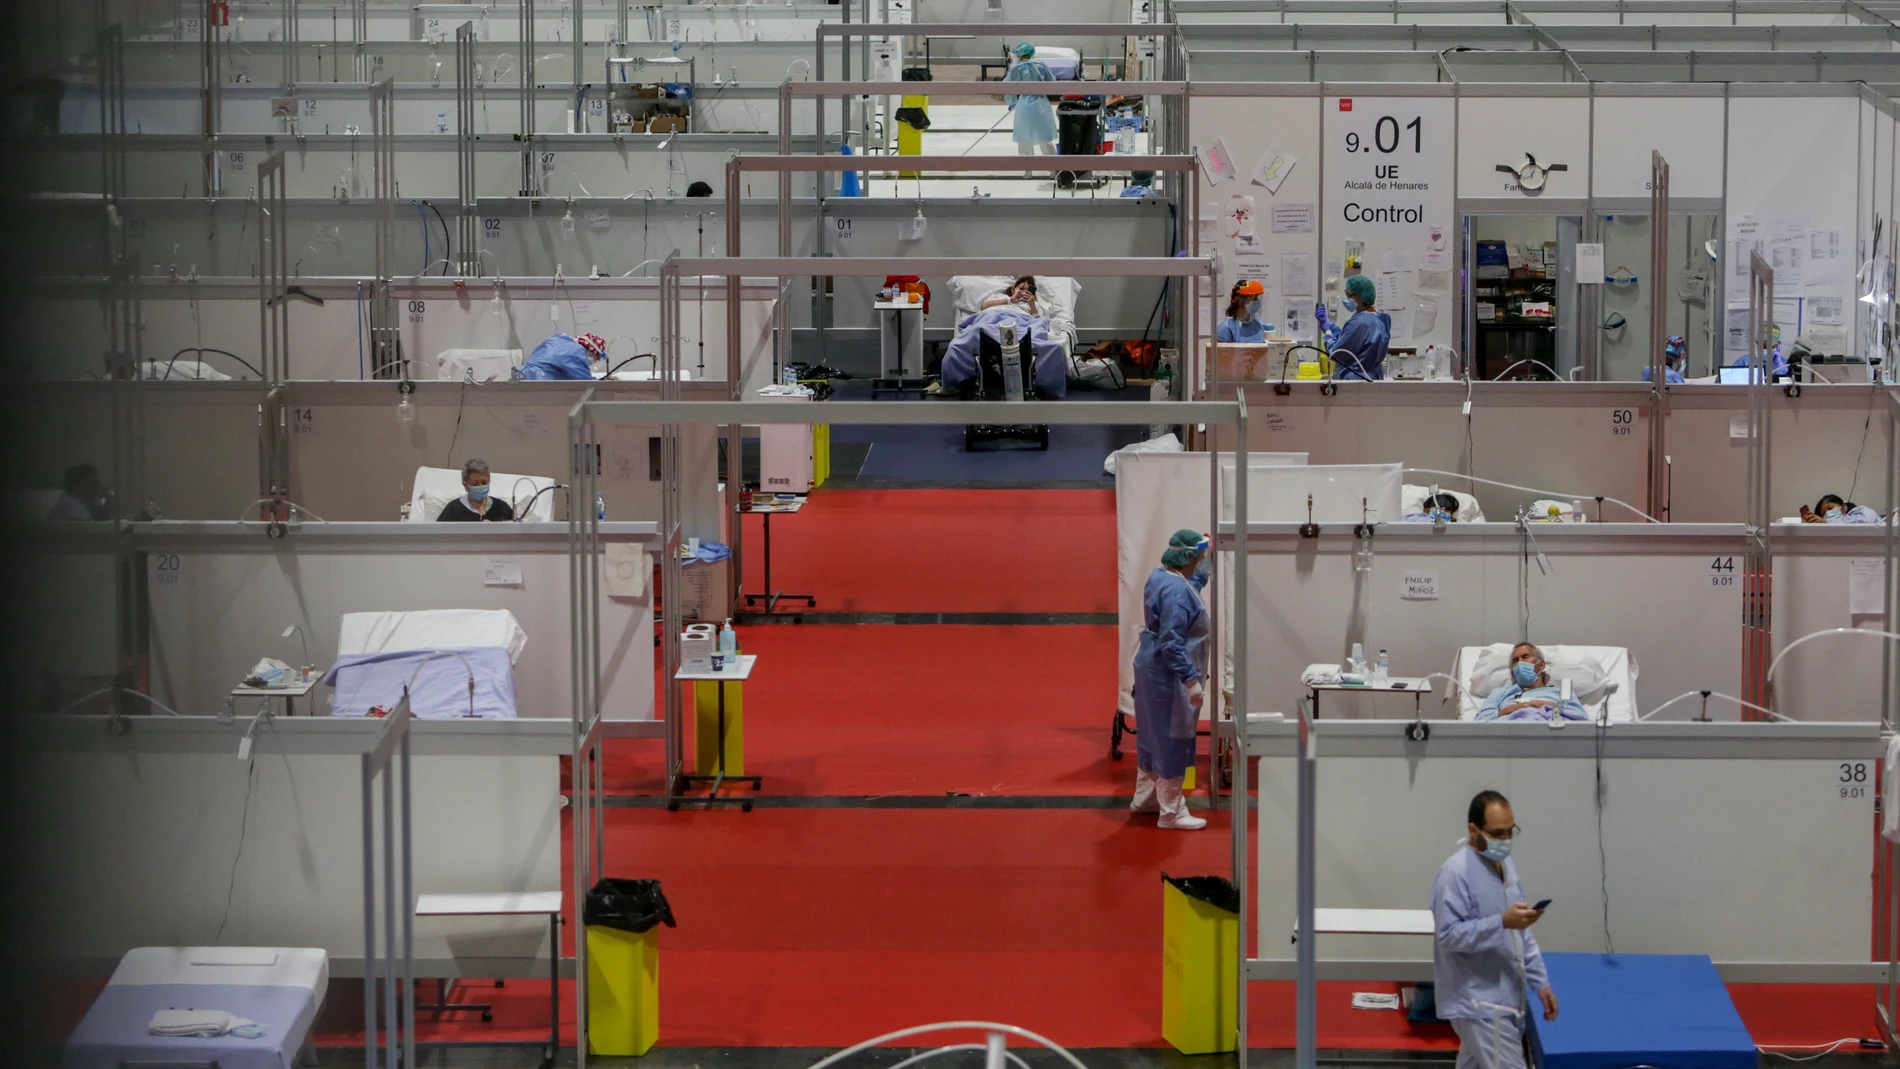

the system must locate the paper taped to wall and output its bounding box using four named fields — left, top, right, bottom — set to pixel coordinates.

left=1252, top=143, right=1296, bottom=194
left=1850, top=559, right=1885, bottom=616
